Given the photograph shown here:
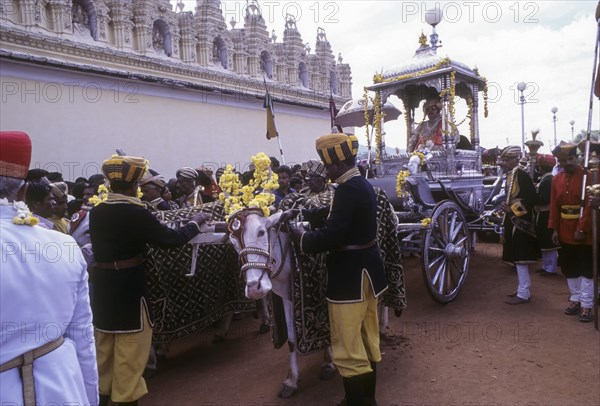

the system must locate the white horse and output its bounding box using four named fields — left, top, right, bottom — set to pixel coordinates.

left=224, top=207, right=336, bottom=398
